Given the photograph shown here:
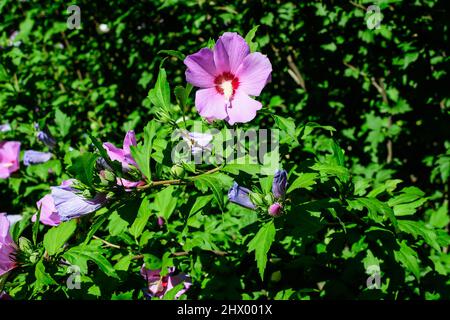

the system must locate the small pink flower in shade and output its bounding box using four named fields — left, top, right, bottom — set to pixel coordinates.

left=0, top=213, right=18, bottom=276
left=103, top=130, right=145, bottom=188
left=32, top=194, right=61, bottom=227
left=268, top=203, right=283, bottom=217
left=140, top=265, right=191, bottom=299
left=184, top=32, right=272, bottom=125
left=0, top=141, right=21, bottom=179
